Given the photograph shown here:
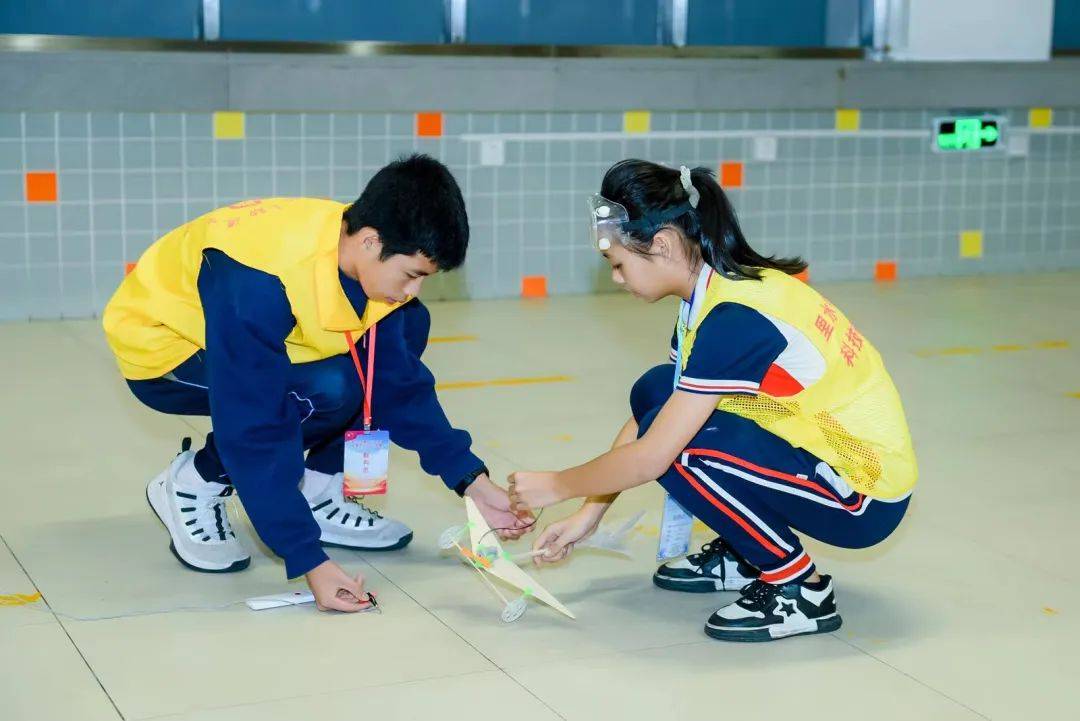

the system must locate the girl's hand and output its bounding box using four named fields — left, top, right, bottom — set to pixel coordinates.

left=507, top=471, right=567, bottom=513
left=531, top=509, right=602, bottom=566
